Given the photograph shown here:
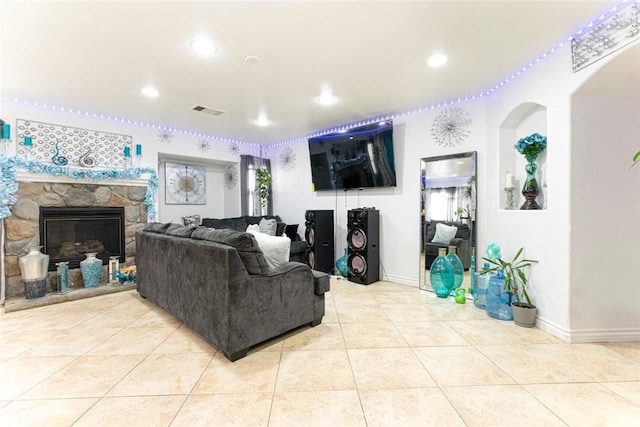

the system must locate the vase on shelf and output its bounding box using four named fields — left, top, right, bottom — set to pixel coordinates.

left=80, top=252, right=102, bottom=288
left=19, top=246, right=49, bottom=299
left=521, top=156, right=542, bottom=210
left=335, top=248, right=348, bottom=277
left=430, top=248, right=454, bottom=298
